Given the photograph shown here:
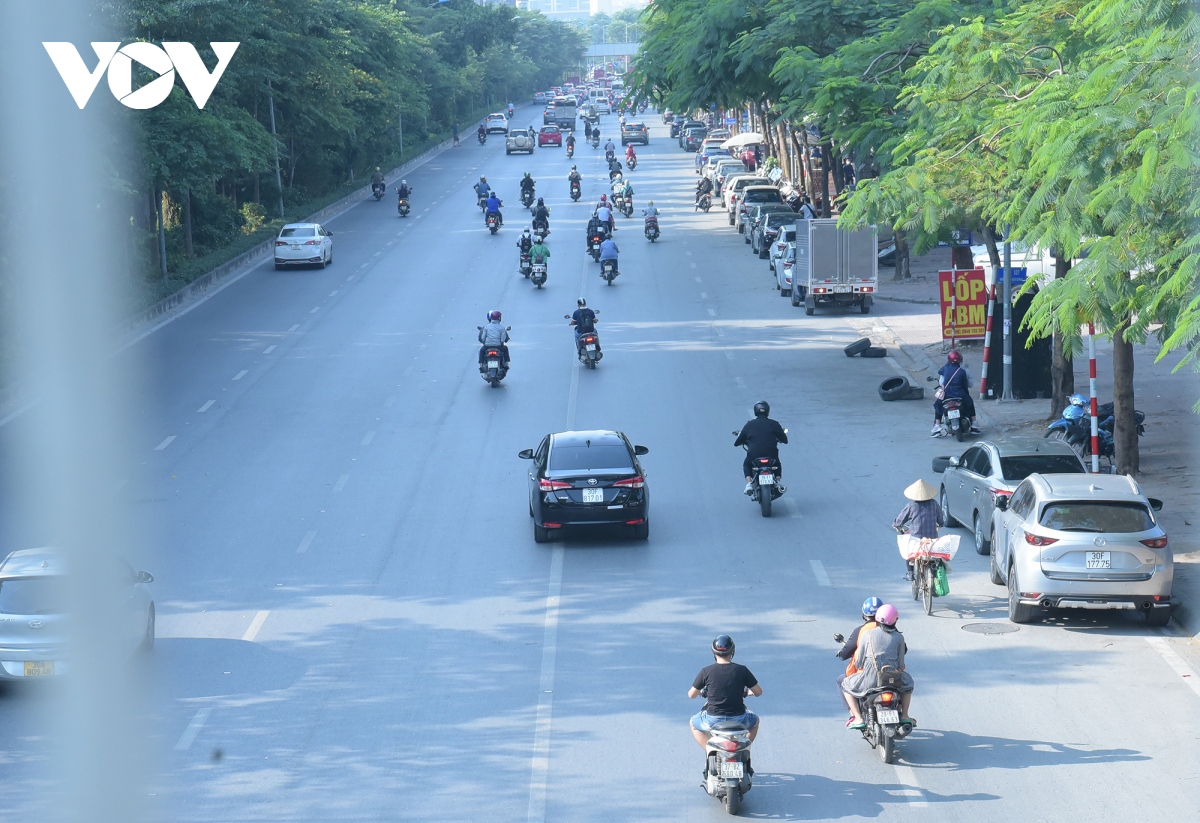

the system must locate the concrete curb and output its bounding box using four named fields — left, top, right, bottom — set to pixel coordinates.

left=876, top=295, right=938, bottom=305
left=121, top=139, right=453, bottom=338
